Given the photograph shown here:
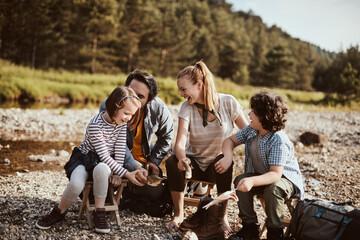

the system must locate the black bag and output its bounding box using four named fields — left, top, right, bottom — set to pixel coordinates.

left=64, top=147, right=100, bottom=179
left=119, top=179, right=173, bottom=218
left=287, top=198, right=360, bottom=240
